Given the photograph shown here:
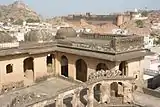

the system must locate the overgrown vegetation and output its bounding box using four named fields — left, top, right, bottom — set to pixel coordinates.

left=24, top=30, right=38, bottom=42
left=141, top=11, right=148, bottom=17
left=24, top=30, right=54, bottom=42
left=26, top=18, right=40, bottom=23
left=13, top=19, right=23, bottom=25
left=0, top=31, right=17, bottom=43
left=135, top=20, right=144, bottom=28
